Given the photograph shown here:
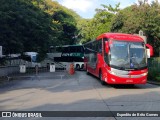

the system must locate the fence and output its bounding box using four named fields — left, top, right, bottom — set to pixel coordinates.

left=0, top=66, right=19, bottom=81
left=0, top=62, right=71, bottom=82
left=0, top=66, right=19, bottom=76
